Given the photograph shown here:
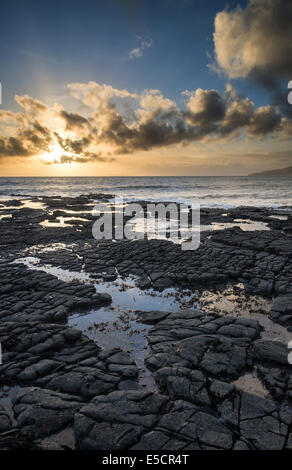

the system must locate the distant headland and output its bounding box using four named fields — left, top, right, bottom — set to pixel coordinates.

left=249, top=166, right=292, bottom=176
